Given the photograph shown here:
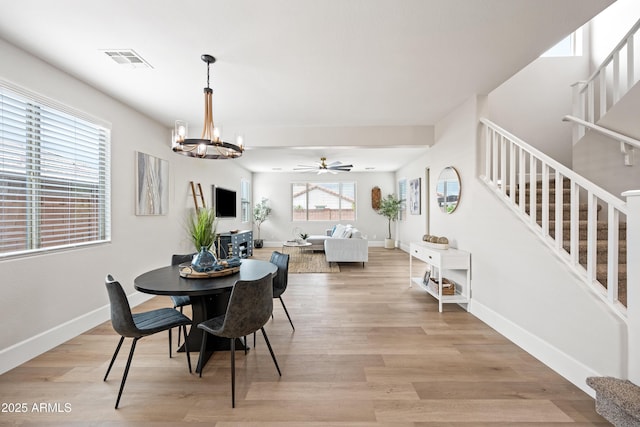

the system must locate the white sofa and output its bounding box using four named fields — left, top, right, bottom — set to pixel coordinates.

left=306, top=224, right=368, bottom=266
